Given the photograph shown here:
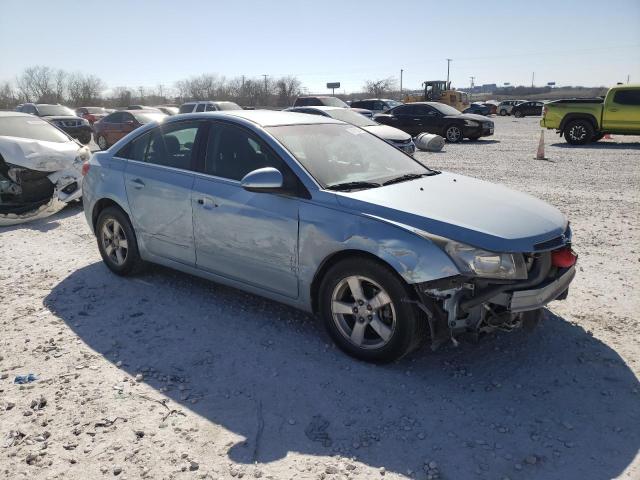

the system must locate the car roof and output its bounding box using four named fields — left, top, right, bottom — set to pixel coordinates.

left=290, top=106, right=344, bottom=112
left=356, top=98, right=395, bottom=102
left=177, top=109, right=343, bottom=127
